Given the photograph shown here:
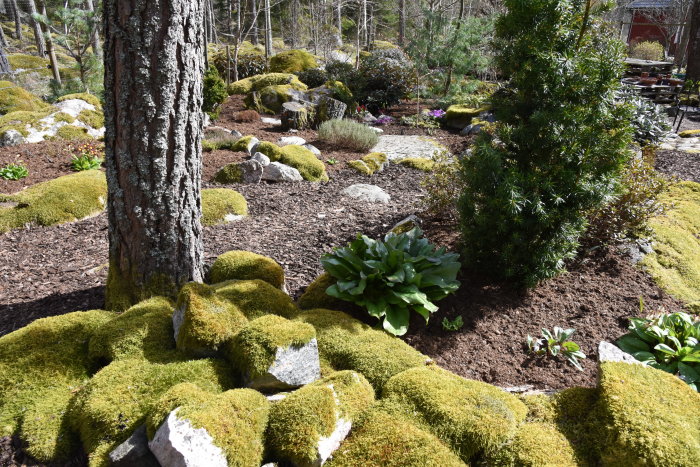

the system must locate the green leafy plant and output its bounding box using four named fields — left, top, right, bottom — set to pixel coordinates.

left=321, top=228, right=461, bottom=336
left=0, top=162, right=29, bottom=180
left=420, top=150, right=464, bottom=219
left=442, top=316, right=464, bottom=331
left=203, top=66, right=228, bottom=120
left=349, top=52, right=417, bottom=113
left=71, top=154, right=102, bottom=171
left=616, top=311, right=700, bottom=391
left=325, top=158, right=338, bottom=165
left=527, top=327, right=586, bottom=371
left=296, top=68, right=328, bottom=88
left=317, top=119, right=378, bottom=152
left=617, top=86, right=670, bottom=145
left=629, top=41, right=665, bottom=61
